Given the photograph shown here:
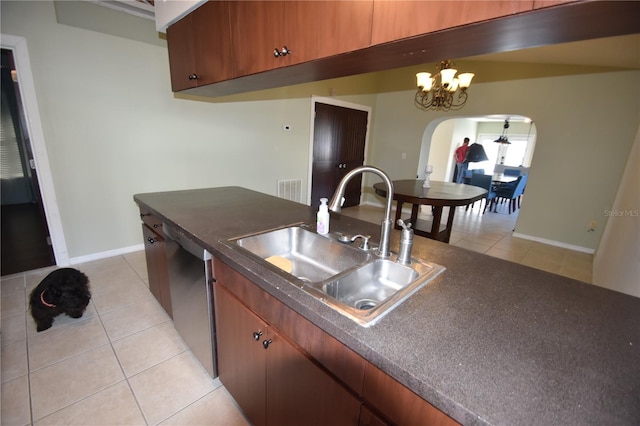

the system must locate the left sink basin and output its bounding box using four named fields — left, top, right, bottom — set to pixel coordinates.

left=226, top=225, right=371, bottom=283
